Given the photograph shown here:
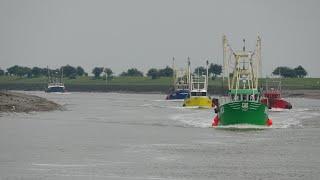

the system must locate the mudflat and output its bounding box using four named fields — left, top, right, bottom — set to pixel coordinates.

left=283, top=89, right=320, bottom=99
left=0, top=91, right=62, bottom=113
